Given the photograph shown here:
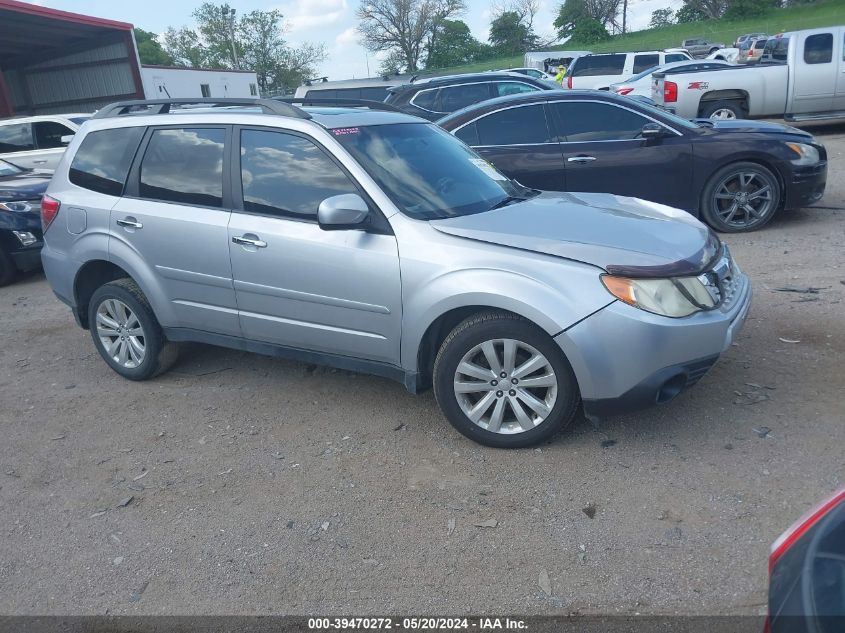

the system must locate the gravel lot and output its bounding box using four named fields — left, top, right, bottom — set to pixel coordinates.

left=1, top=123, right=843, bottom=617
